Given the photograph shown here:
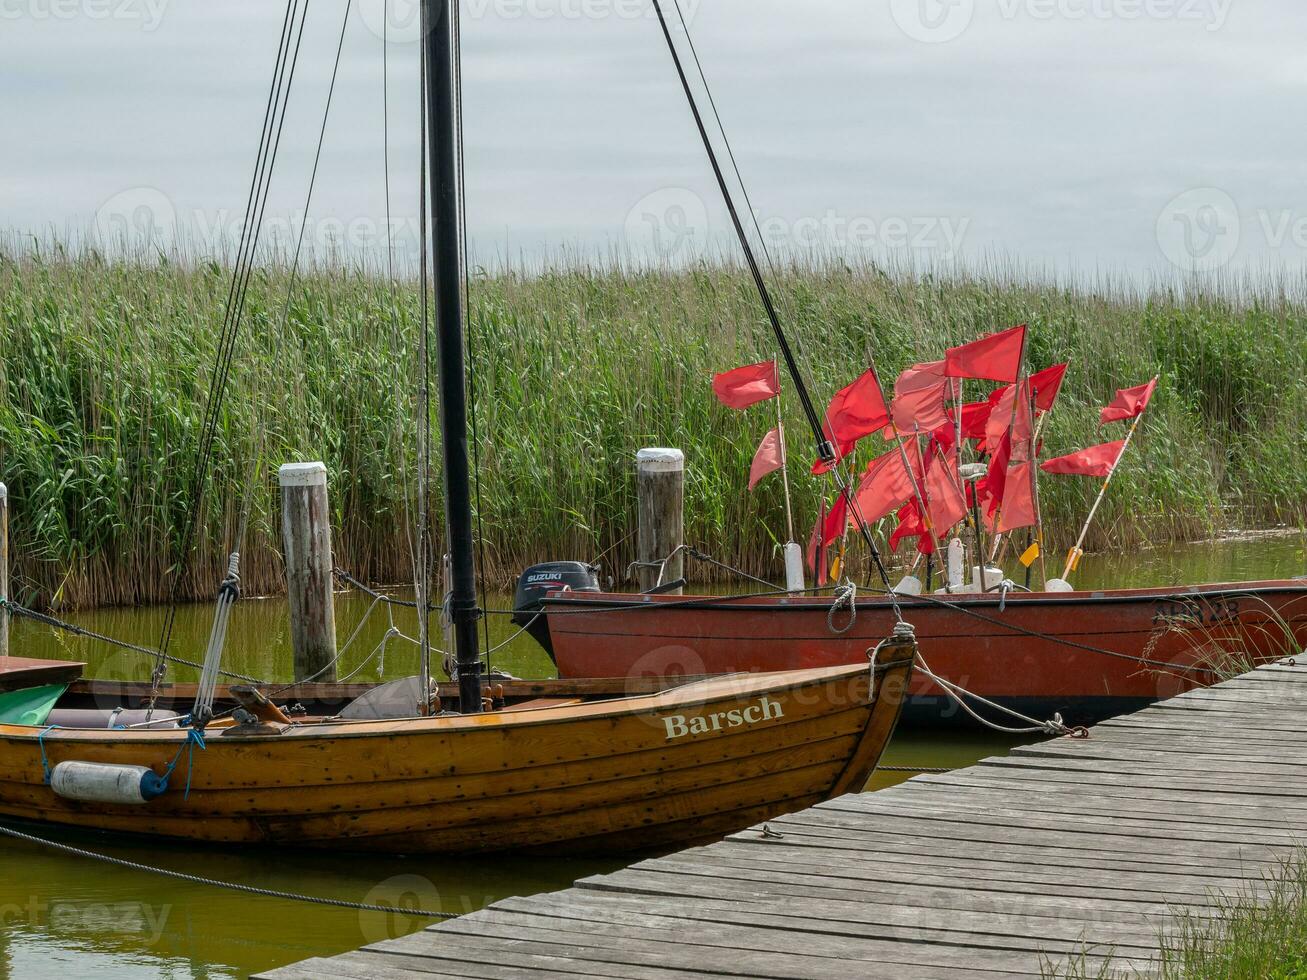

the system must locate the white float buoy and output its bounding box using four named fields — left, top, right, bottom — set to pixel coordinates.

left=50, top=761, right=168, bottom=805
